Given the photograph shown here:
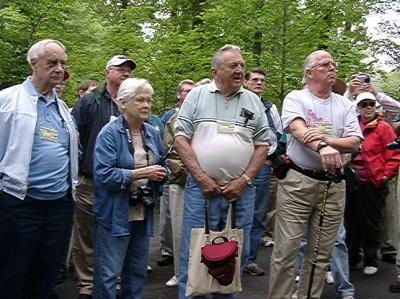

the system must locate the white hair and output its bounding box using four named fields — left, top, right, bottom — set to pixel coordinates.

left=302, top=50, right=329, bottom=83
left=117, top=78, right=154, bottom=106
left=211, top=44, right=241, bottom=68
left=27, top=39, right=66, bottom=65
